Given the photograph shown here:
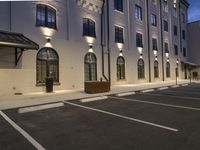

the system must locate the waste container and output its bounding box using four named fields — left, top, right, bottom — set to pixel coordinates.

left=46, top=77, right=53, bottom=93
